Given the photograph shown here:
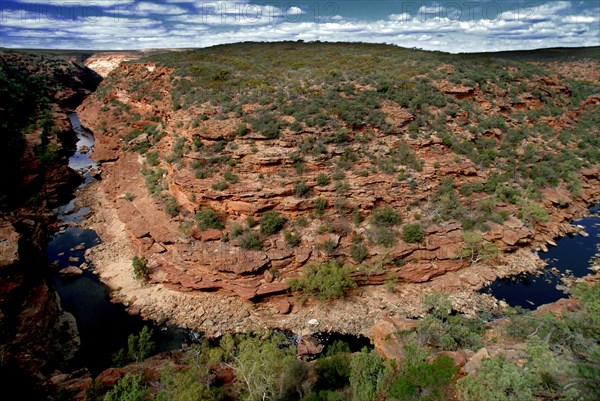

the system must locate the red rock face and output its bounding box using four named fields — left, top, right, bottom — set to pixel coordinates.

left=76, top=46, right=600, bottom=321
